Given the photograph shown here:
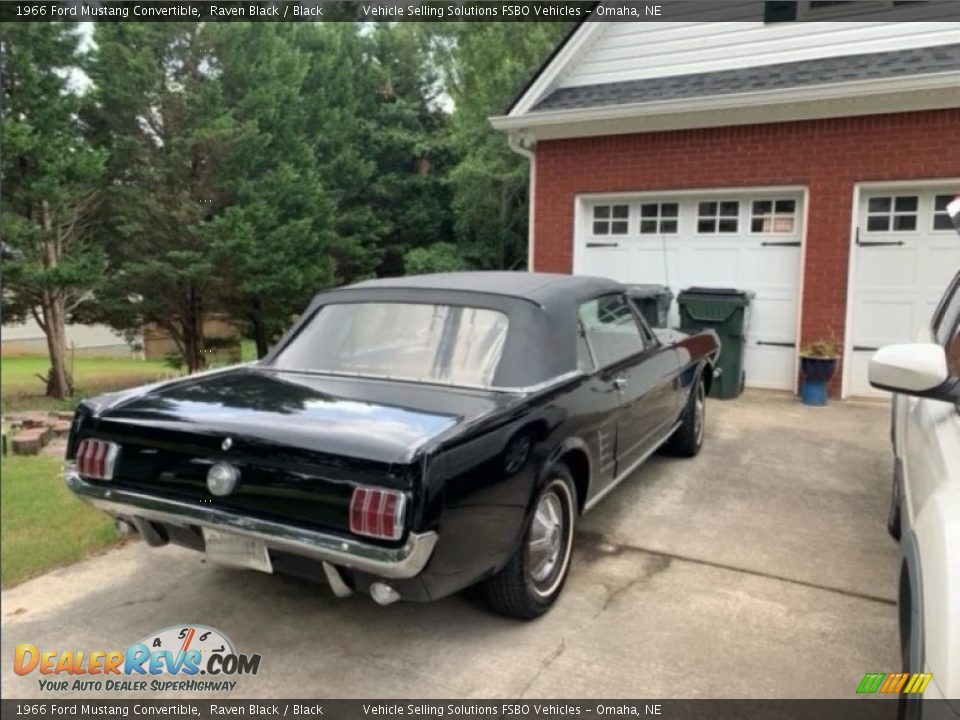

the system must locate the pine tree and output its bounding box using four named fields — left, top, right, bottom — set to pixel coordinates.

left=436, top=23, right=572, bottom=270
left=206, top=24, right=337, bottom=358
left=84, top=23, right=242, bottom=372
left=1, top=22, right=106, bottom=398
